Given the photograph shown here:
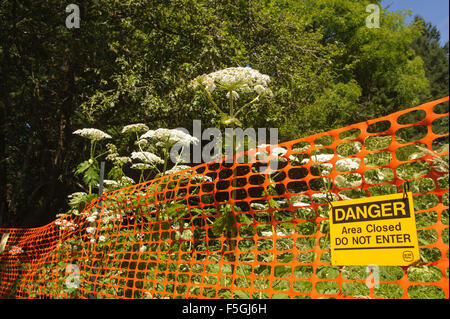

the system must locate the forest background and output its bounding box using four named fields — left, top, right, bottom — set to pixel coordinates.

left=0, top=0, right=448, bottom=227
